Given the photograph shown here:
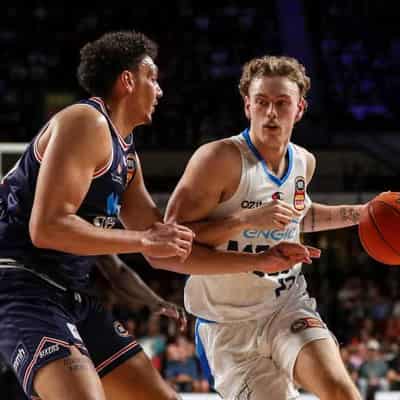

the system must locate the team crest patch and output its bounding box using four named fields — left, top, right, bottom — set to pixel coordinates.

left=293, top=176, right=306, bottom=211
left=125, top=153, right=137, bottom=185
left=113, top=321, right=130, bottom=337
left=291, top=317, right=325, bottom=333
